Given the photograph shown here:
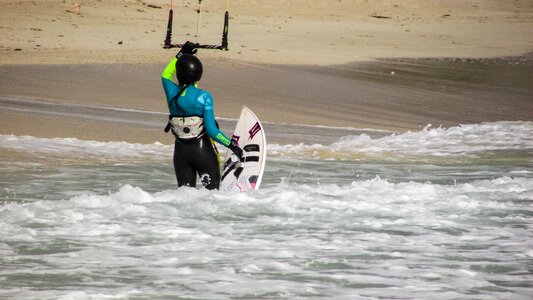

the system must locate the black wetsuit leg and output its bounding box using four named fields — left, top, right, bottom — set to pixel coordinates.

left=173, top=134, right=220, bottom=190
left=173, top=143, right=196, bottom=188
